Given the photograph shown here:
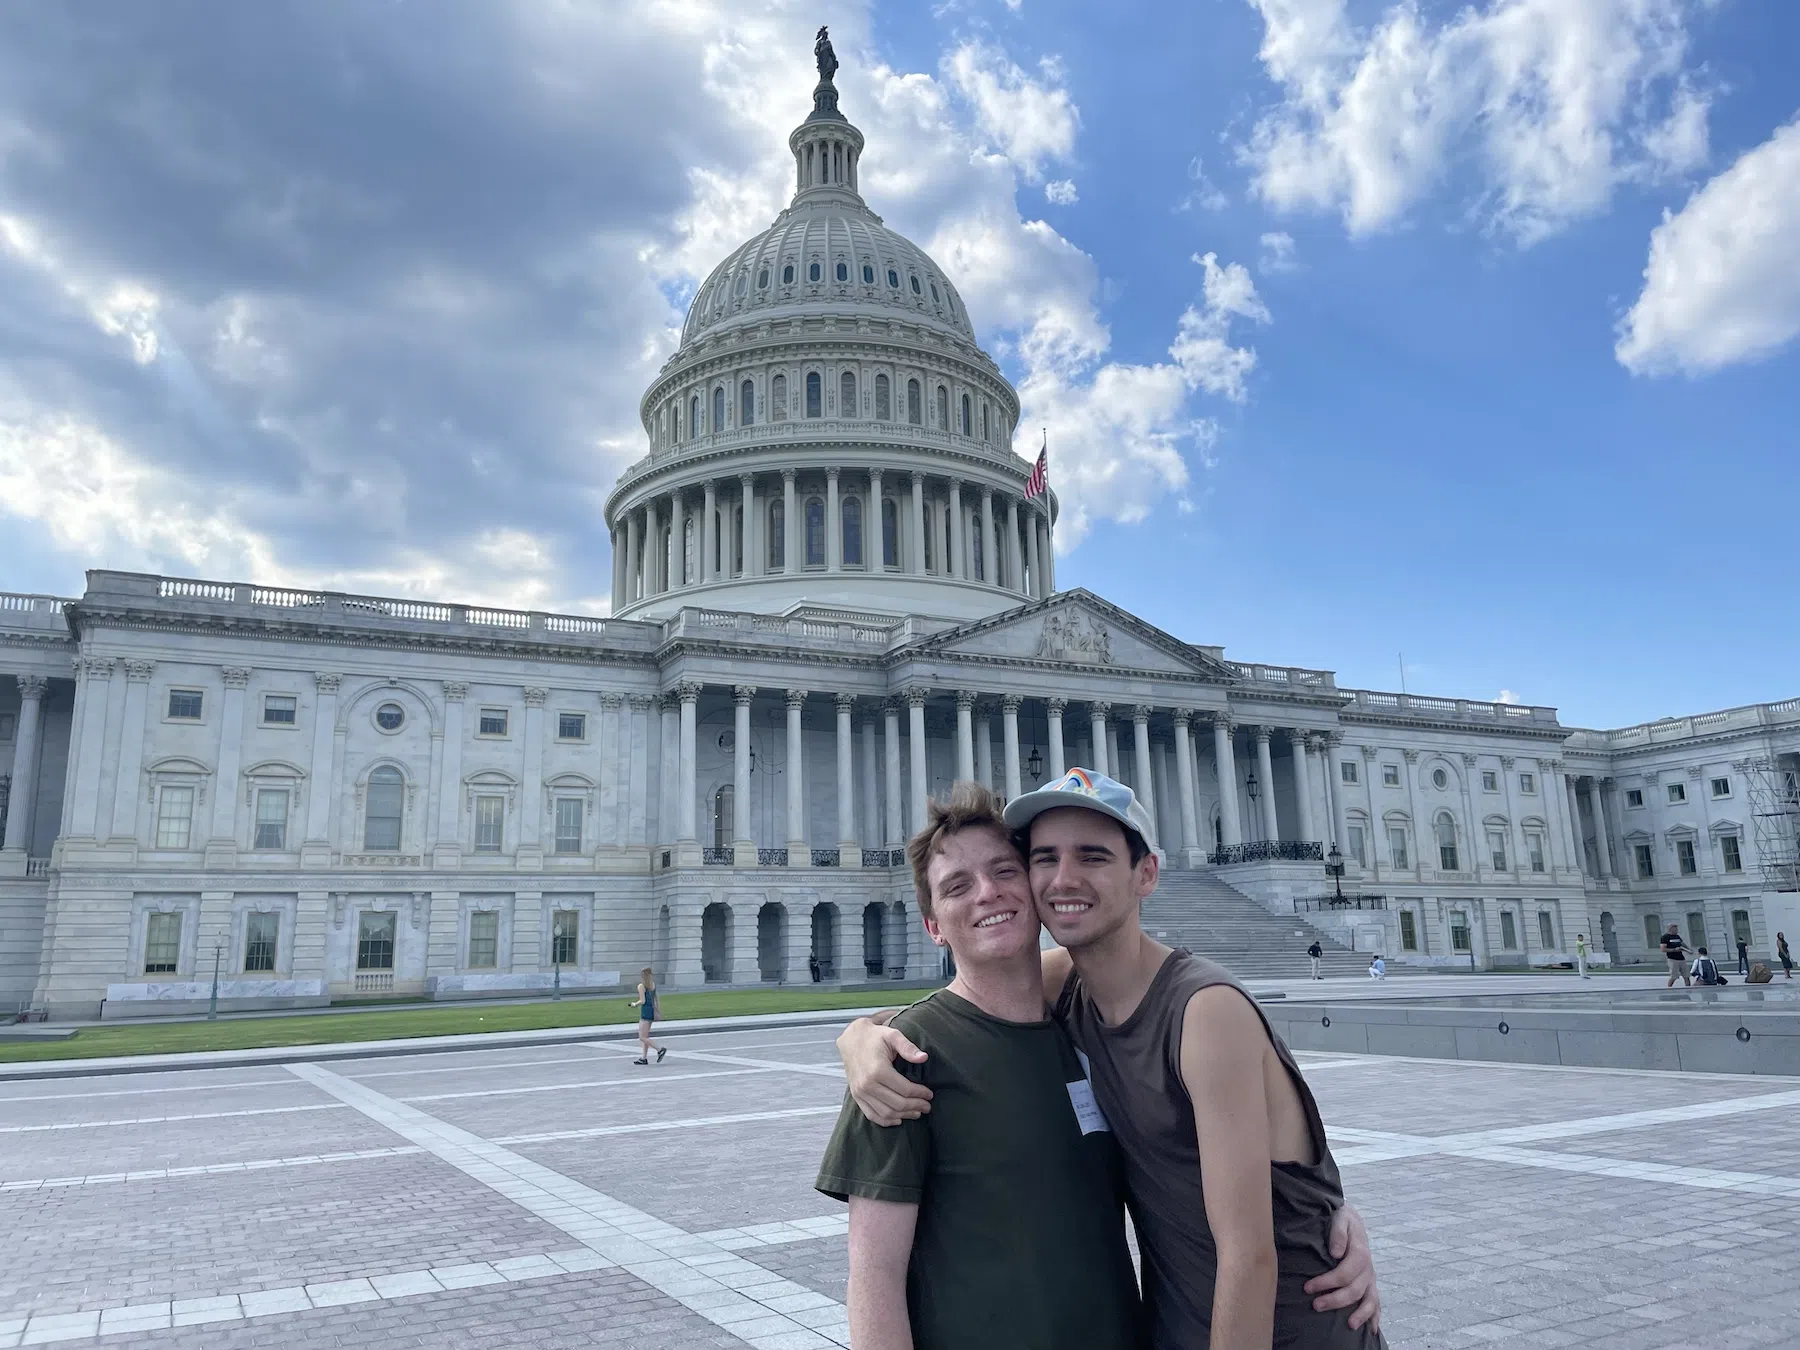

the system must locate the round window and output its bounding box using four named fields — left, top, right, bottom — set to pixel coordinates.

left=910, top=275, right=922, bottom=295
left=887, top=268, right=900, bottom=288
left=835, top=261, right=848, bottom=281
left=1432, top=768, right=1448, bottom=789
left=862, top=264, right=874, bottom=284
left=375, top=702, right=406, bottom=732
left=782, top=264, right=795, bottom=285
left=809, top=261, right=822, bottom=282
